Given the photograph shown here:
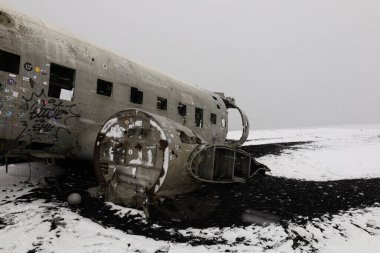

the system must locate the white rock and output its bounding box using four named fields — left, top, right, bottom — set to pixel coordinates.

left=67, top=193, right=82, bottom=205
